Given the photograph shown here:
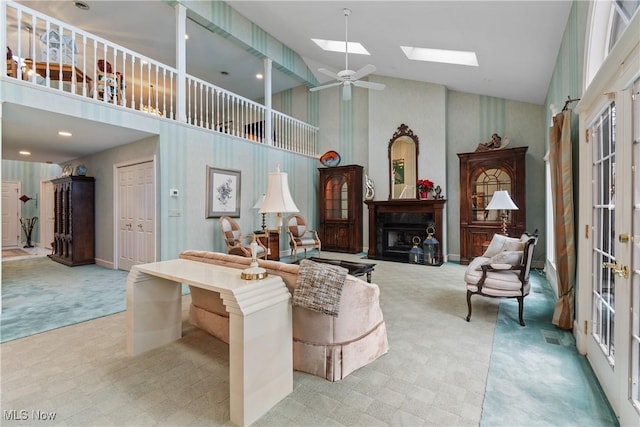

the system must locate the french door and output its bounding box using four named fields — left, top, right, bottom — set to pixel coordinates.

left=586, top=79, right=639, bottom=425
